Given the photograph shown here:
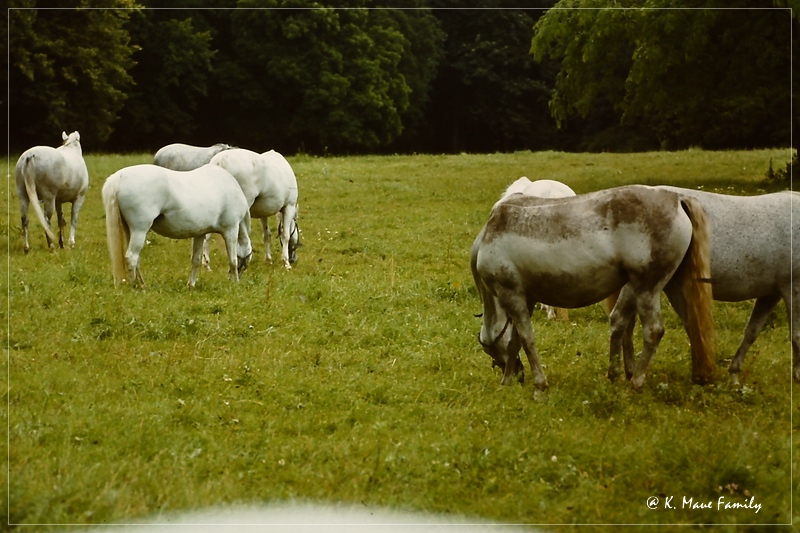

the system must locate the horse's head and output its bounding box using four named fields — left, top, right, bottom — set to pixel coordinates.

left=237, top=250, right=252, bottom=277
left=478, top=316, right=524, bottom=385
left=61, top=131, right=81, bottom=146
left=280, top=213, right=301, bottom=265
left=237, top=220, right=253, bottom=277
